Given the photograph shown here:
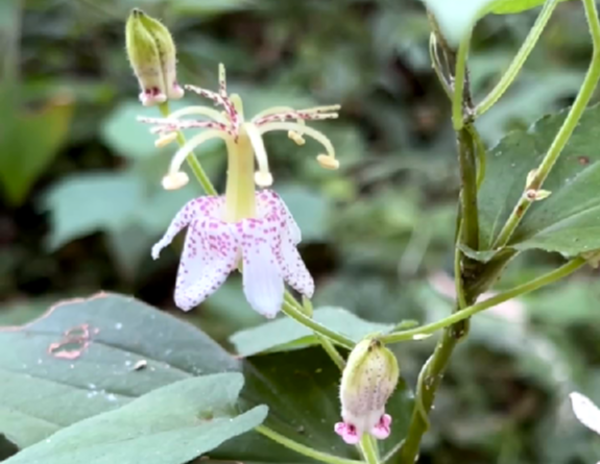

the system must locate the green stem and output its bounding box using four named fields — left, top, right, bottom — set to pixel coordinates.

left=452, top=33, right=470, bottom=130
left=475, top=0, right=559, bottom=118
left=458, top=127, right=479, bottom=251
left=255, top=425, right=362, bottom=464
left=360, top=435, right=380, bottom=464
left=381, top=257, right=585, bottom=344
left=158, top=102, right=217, bottom=196
left=492, top=0, right=600, bottom=248
left=282, top=301, right=355, bottom=349
left=316, top=333, right=346, bottom=370
left=396, top=259, right=585, bottom=464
